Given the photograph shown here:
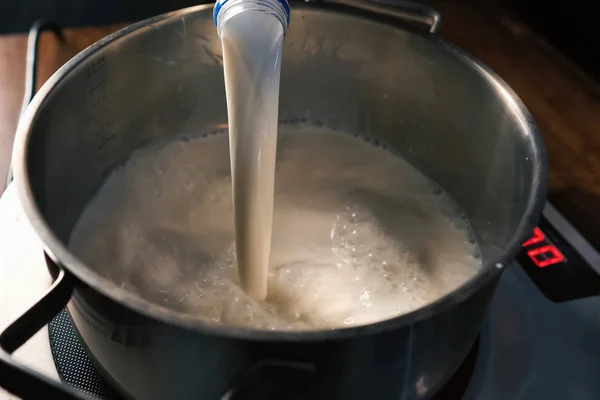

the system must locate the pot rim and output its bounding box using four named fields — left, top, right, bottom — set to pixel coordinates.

left=12, top=3, right=547, bottom=341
